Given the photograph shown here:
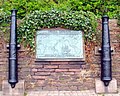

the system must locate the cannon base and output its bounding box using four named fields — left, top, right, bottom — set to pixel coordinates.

left=2, top=80, right=24, bottom=96
left=95, top=78, right=117, bottom=94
